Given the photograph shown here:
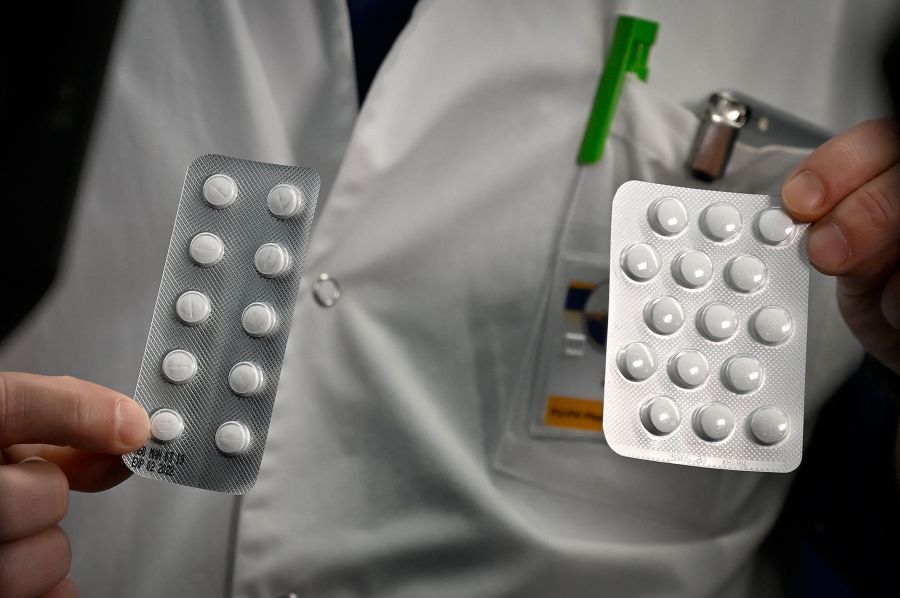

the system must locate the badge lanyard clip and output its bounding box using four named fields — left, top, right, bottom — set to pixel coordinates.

left=577, top=15, right=658, bottom=164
